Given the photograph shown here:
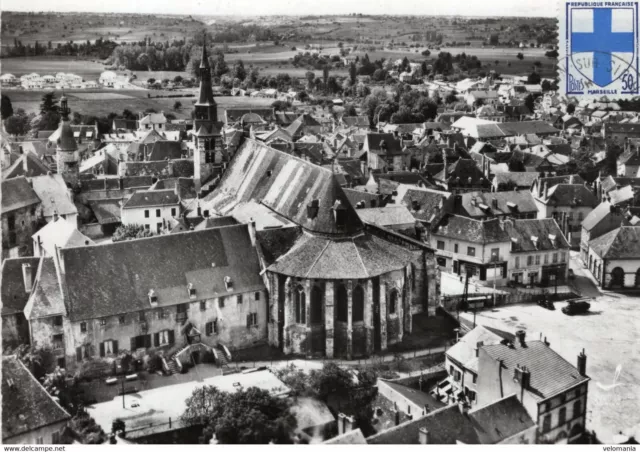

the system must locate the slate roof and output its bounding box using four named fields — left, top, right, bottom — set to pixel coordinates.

left=356, top=205, right=416, bottom=227
left=61, top=225, right=265, bottom=321
left=324, top=429, right=367, bottom=444
left=544, top=184, right=599, bottom=208
left=431, top=215, right=510, bottom=244
left=341, top=116, right=370, bottom=128
left=381, top=380, right=443, bottom=410
left=589, top=225, right=640, bottom=259
left=468, top=394, right=536, bottom=444
left=120, top=160, right=171, bottom=177
left=436, top=159, right=488, bottom=186
left=267, top=231, right=415, bottom=279
left=139, top=112, right=167, bottom=125
left=456, top=191, right=538, bottom=218
left=2, top=356, right=70, bottom=441
left=1, top=257, right=40, bottom=316
left=374, top=171, right=430, bottom=186
left=367, top=404, right=480, bottom=445
left=473, top=121, right=559, bottom=139
left=24, top=257, right=66, bottom=320
left=122, top=189, right=179, bottom=209
left=582, top=201, right=615, bottom=231
left=29, top=174, right=78, bottom=217
left=225, top=108, right=274, bottom=124
left=193, top=216, right=239, bottom=230
left=600, top=176, right=640, bottom=193
left=343, top=188, right=382, bottom=209
left=604, top=123, right=640, bottom=134
left=255, top=227, right=303, bottom=267
left=482, top=339, right=589, bottom=400
left=1, top=176, right=41, bottom=214
left=113, top=118, right=138, bottom=131
left=446, top=325, right=511, bottom=371
left=146, top=141, right=183, bottom=161
left=202, top=139, right=363, bottom=236
left=505, top=218, right=570, bottom=252
left=151, top=177, right=197, bottom=201
left=397, top=185, right=450, bottom=223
